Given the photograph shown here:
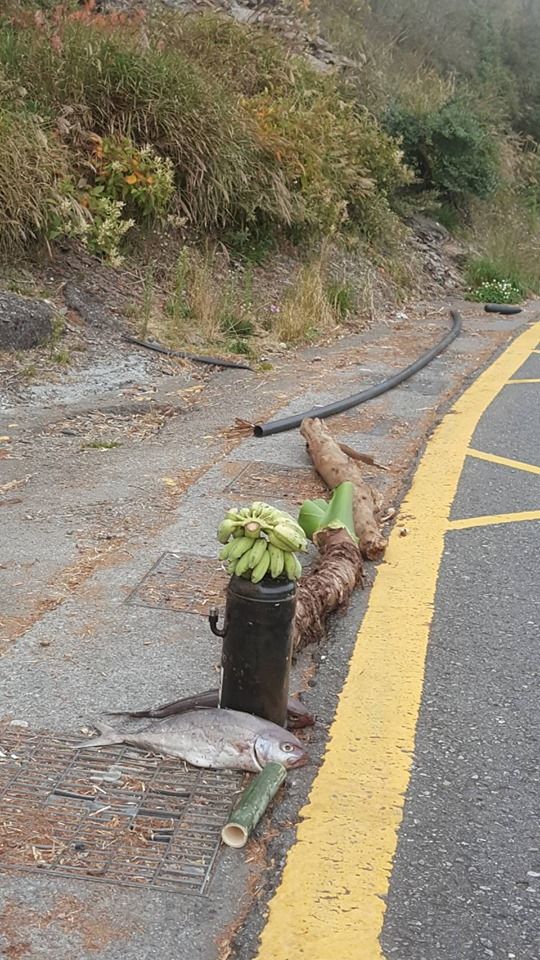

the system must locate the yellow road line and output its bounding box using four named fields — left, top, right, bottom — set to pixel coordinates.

left=255, top=321, right=540, bottom=960
left=507, top=378, right=540, bottom=383
left=467, top=448, right=540, bottom=475
left=448, top=510, right=540, bottom=530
